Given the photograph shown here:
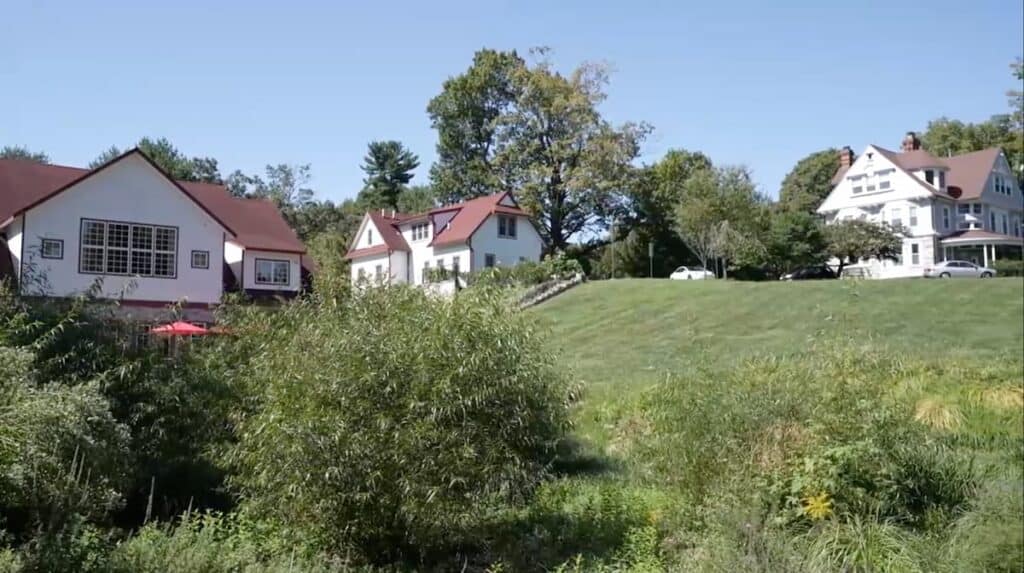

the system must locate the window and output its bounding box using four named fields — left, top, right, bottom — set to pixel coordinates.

left=519, top=256, right=527, bottom=263
left=1014, top=219, right=1021, bottom=237
left=972, top=204, right=982, bottom=214
left=452, top=255, right=460, bottom=274
left=40, top=238, right=63, bottom=259
left=375, top=264, right=383, bottom=282
left=1002, top=214, right=1008, bottom=235
left=367, top=229, right=373, bottom=245
left=498, top=215, right=517, bottom=238
left=924, top=170, right=934, bottom=185
left=878, top=180, right=891, bottom=190
left=990, top=213, right=996, bottom=231
left=938, top=171, right=945, bottom=189
left=890, top=207, right=901, bottom=226
left=358, top=268, right=366, bottom=281
left=411, top=223, right=430, bottom=241
left=80, top=219, right=177, bottom=277
left=852, top=186, right=863, bottom=194
left=866, top=184, right=876, bottom=192
left=911, top=243, right=919, bottom=265
left=908, top=206, right=918, bottom=227
left=943, top=207, right=950, bottom=229
left=436, top=259, right=444, bottom=270
left=191, top=250, right=209, bottom=269
left=484, top=253, right=496, bottom=268
left=957, top=204, right=969, bottom=215
left=255, top=258, right=289, bottom=286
